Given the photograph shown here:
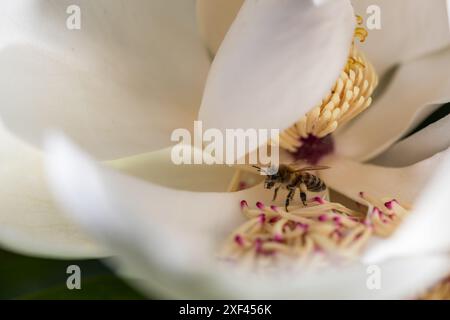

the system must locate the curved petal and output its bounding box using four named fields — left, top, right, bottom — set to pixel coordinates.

left=197, top=0, right=450, bottom=78
left=0, top=0, right=209, bottom=159
left=108, top=147, right=257, bottom=192
left=119, top=253, right=449, bottom=299
left=335, top=48, right=450, bottom=161
left=363, top=149, right=450, bottom=264
left=0, top=121, right=105, bottom=258
left=196, top=0, right=243, bottom=56
left=0, top=115, right=253, bottom=258
left=372, top=113, right=450, bottom=167
left=45, top=133, right=449, bottom=299
left=199, top=0, right=355, bottom=155
left=45, top=133, right=278, bottom=275
left=352, top=0, right=450, bottom=76
left=321, top=151, right=447, bottom=206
